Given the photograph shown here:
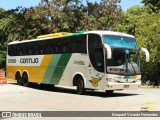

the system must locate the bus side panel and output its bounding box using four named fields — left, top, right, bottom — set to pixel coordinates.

left=6, top=66, right=16, bottom=81
left=58, top=53, right=106, bottom=89
left=6, top=55, right=53, bottom=83
left=7, top=66, right=39, bottom=82
left=42, top=54, right=72, bottom=85
left=58, top=53, right=88, bottom=87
